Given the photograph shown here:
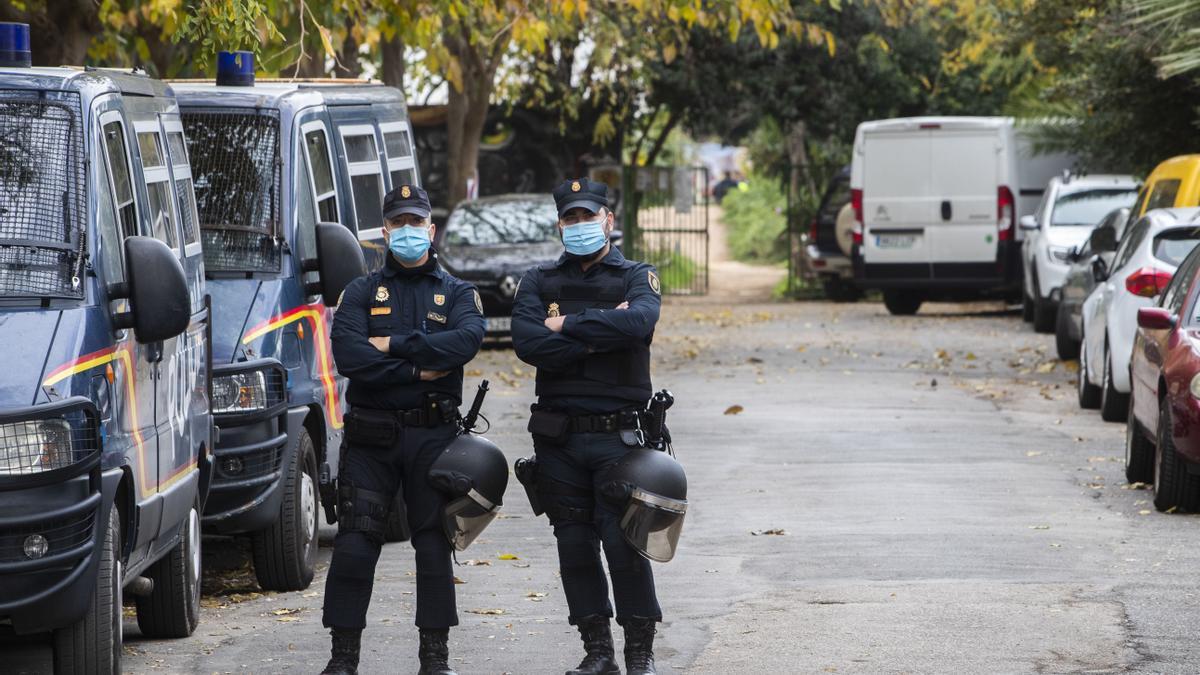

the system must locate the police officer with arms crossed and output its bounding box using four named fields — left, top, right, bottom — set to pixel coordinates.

left=512, top=178, right=665, bottom=675
left=321, top=184, right=485, bottom=675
